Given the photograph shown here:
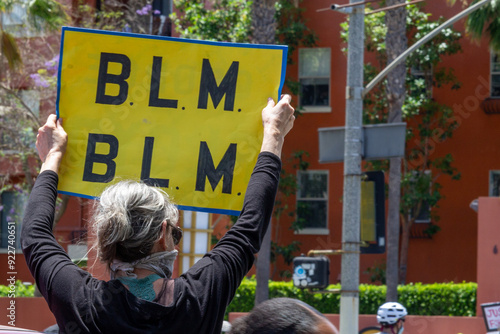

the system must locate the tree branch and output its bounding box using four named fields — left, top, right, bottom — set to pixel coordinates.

left=0, top=83, right=40, bottom=128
